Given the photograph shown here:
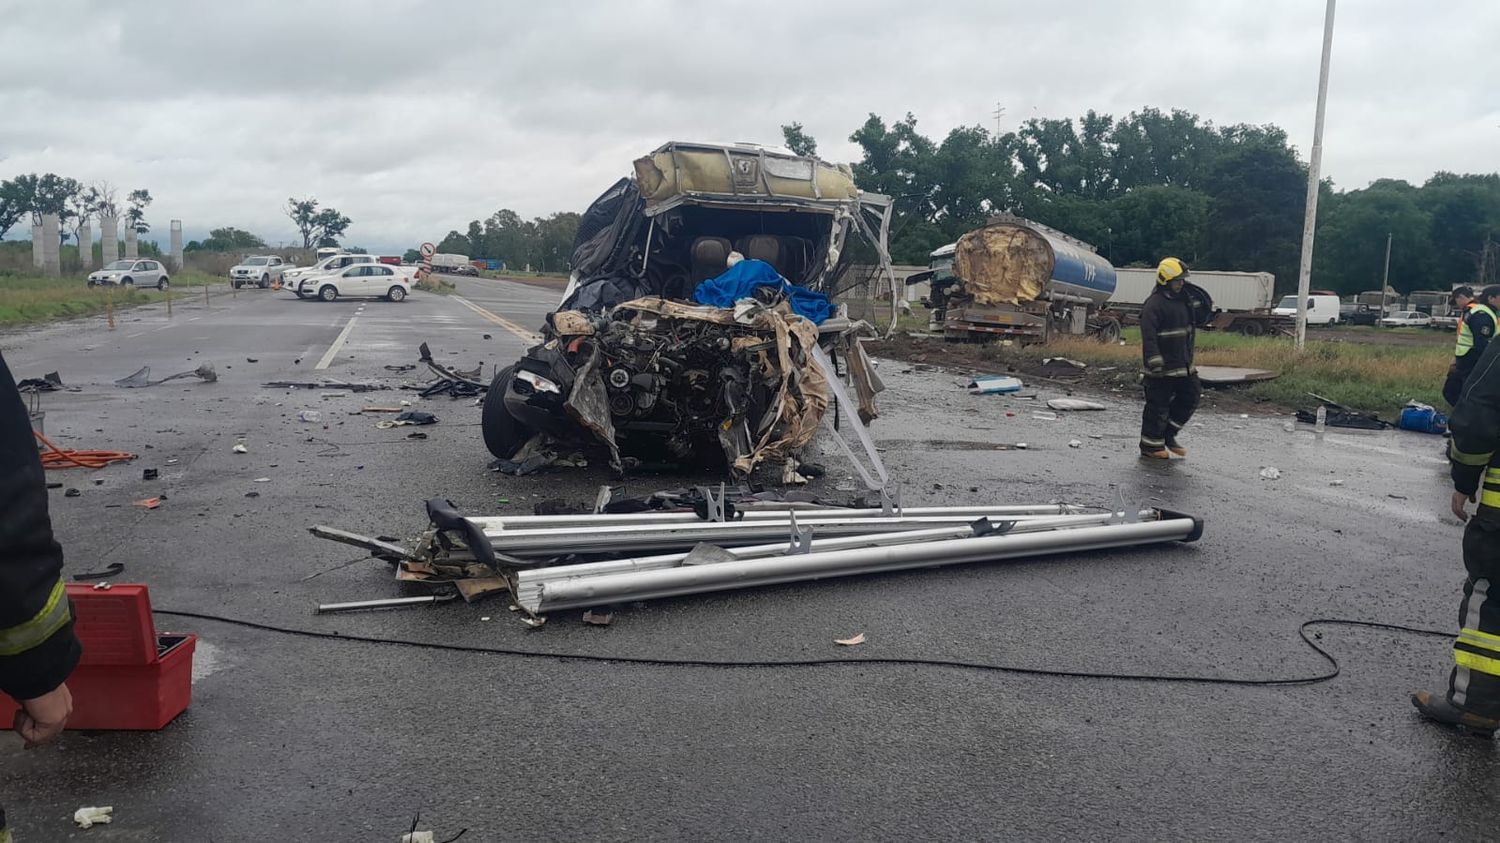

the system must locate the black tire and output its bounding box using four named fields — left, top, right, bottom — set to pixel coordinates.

left=1239, top=320, right=1267, bottom=337
left=482, top=366, right=528, bottom=459
left=387, top=286, right=407, bottom=302
left=259, top=274, right=270, bottom=289
left=1092, top=317, right=1122, bottom=344
left=121, top=277, right=134, bottom=287
left=87, top=279, right=96, bottom=288
left=233, top=280, right=241, bottom=289
left=318, top=285, right=338, bottom=302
